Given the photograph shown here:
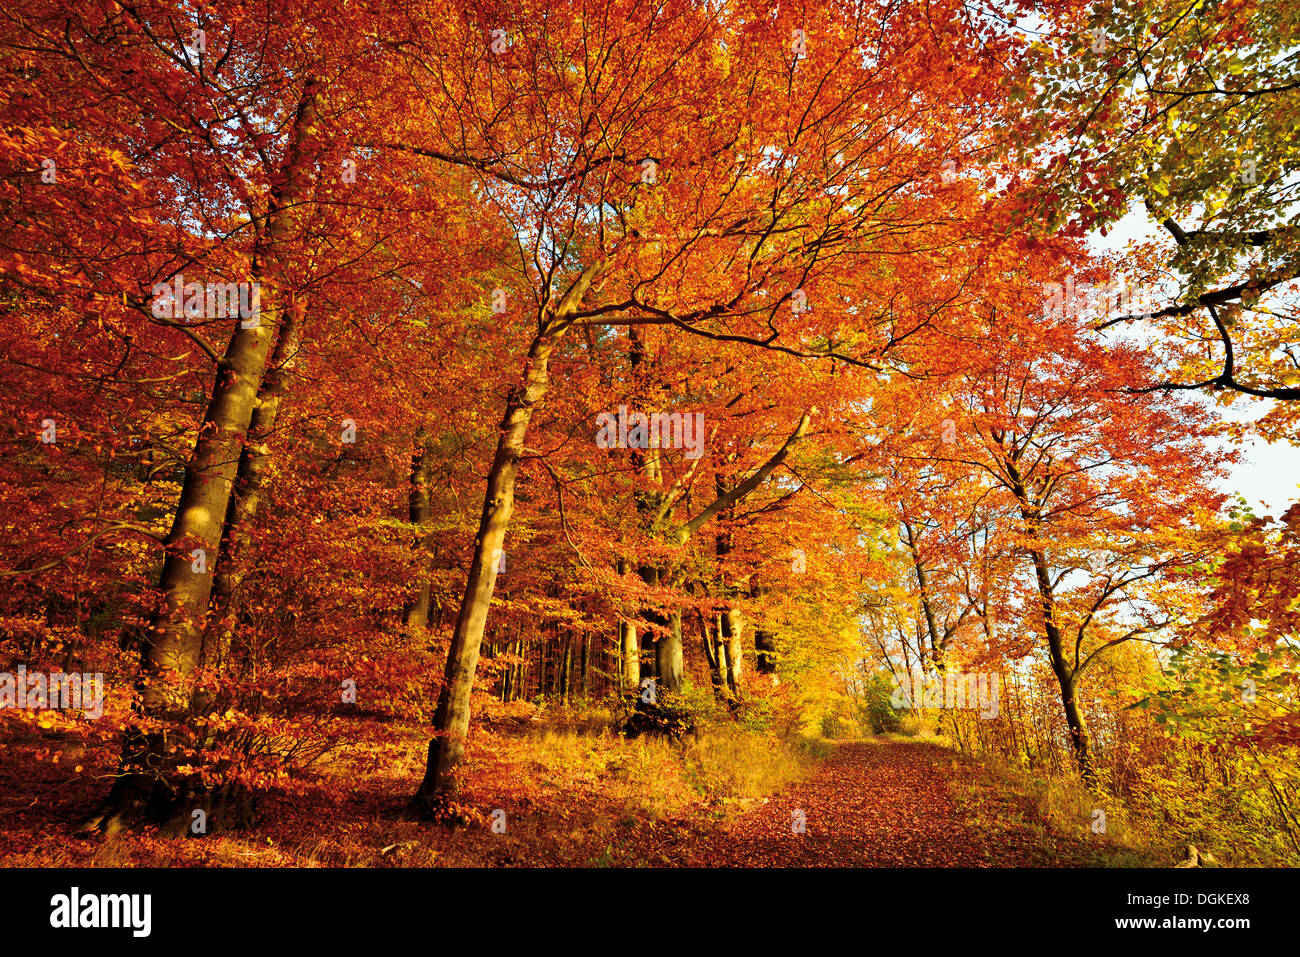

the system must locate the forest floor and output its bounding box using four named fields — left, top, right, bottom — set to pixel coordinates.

left=0, top=705, right=1137, bottom=867
left=680, top=739, right=1109, bottom=866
